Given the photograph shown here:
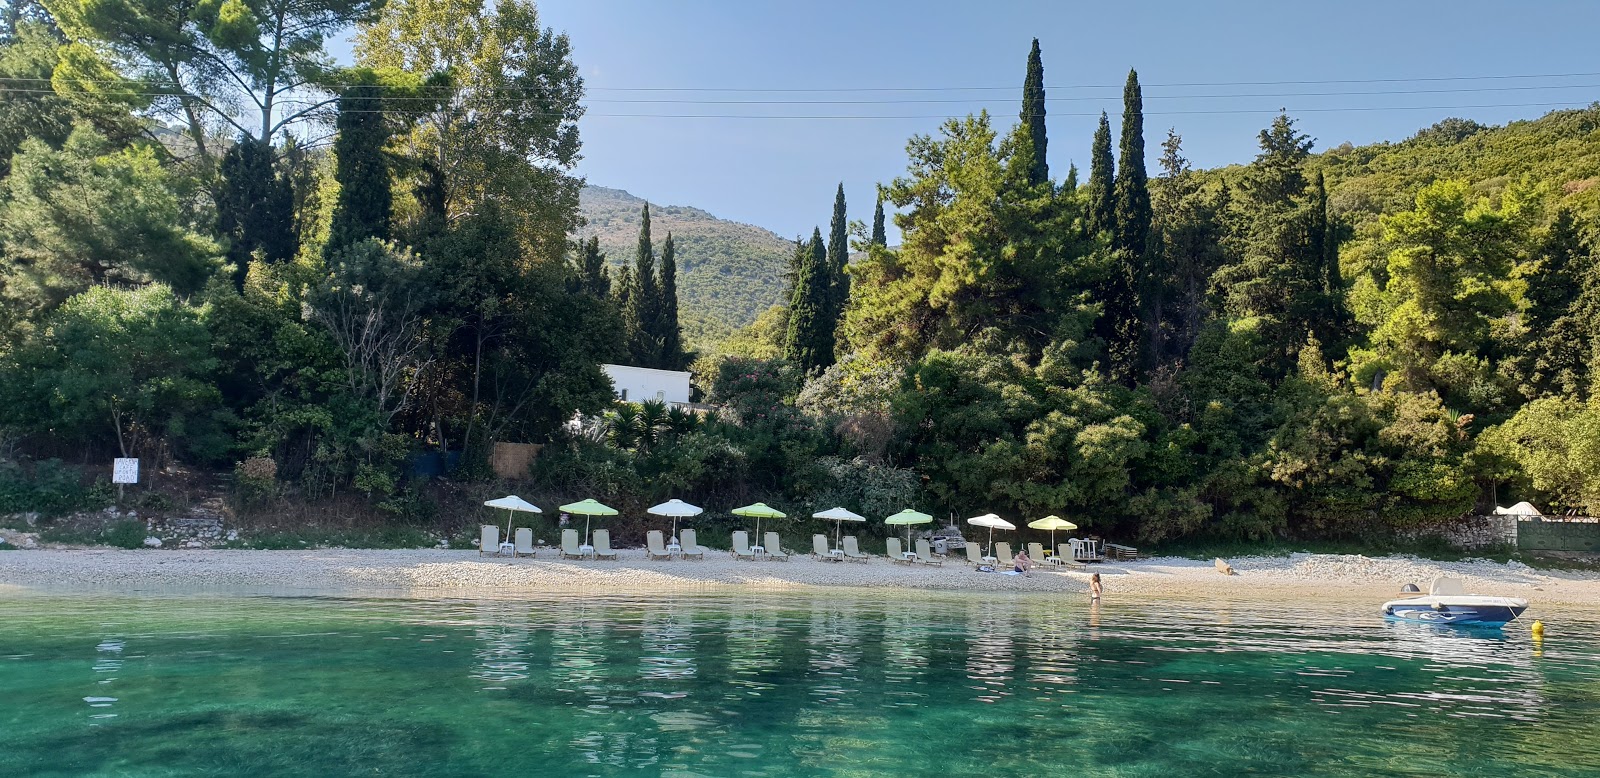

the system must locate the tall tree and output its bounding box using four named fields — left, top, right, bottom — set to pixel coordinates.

left=216, top=137, right=294, bottom=285
left=1086, top=112, right=1116, bottom=237
left=325, top=74, right=393, bottom=257
left=823, top=183, right=849, bottom=368
left=1515, top=208, right=1592, bottom=398
left=785, top=228, right=833, bottom=373
left=1113, top=69, right=1154, bottom=378
left=577, top=235, right=610, bottom=298
left=871, top=193, right=887, bottom=246
left=1151, top=128, right=1228, bottom=366
left=357, top=0, right=584, bottom=257
left=1020, top=37, right=1048, bottom=186
left=47, top=0, right=384, bottom=167
left=625, top=203, right=661, bottom=366
left=1113, top=70, right=1151, bottom=259
left=658, top=232, right=684, bottom=369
